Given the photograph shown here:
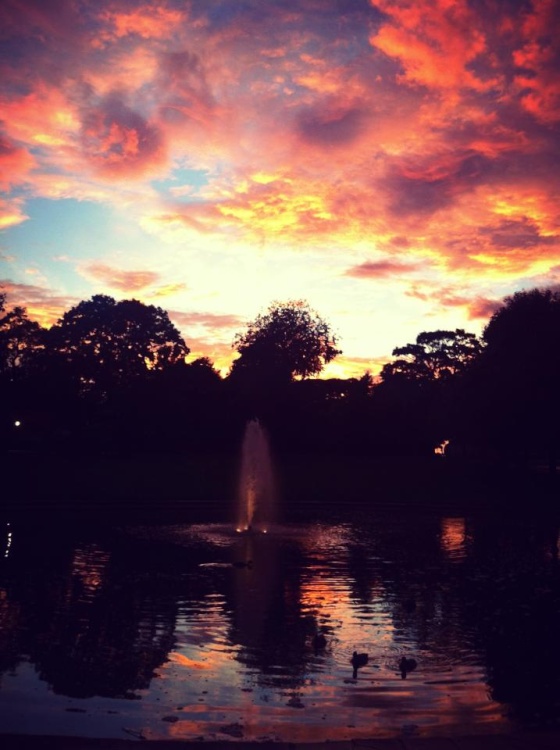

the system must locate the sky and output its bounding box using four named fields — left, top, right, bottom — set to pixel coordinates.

left=1, top=0, right=559, bottom=378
